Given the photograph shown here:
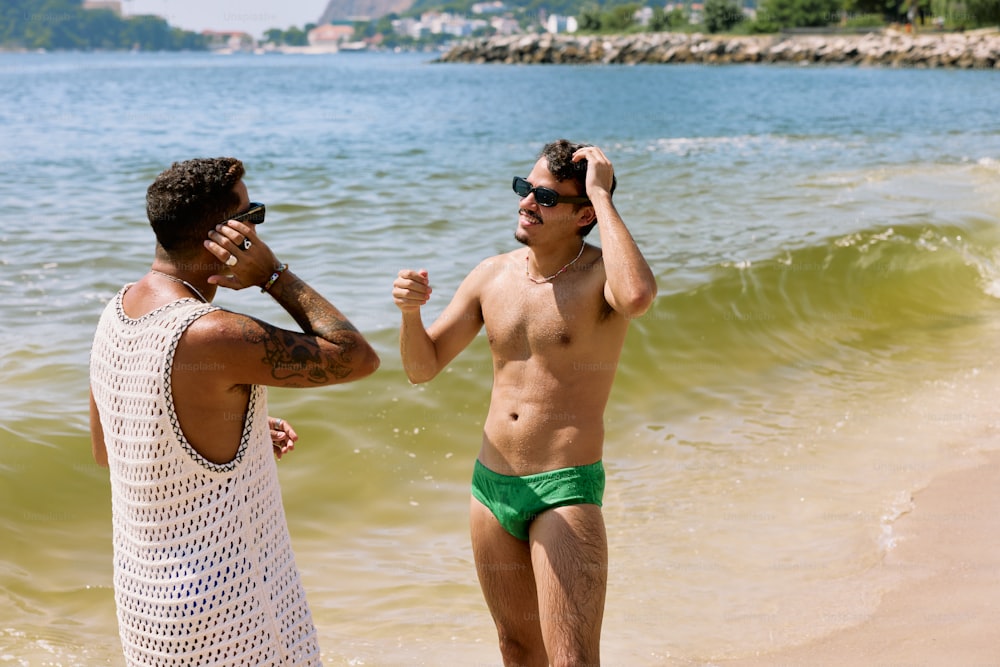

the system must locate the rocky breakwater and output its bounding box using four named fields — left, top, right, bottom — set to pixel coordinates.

left=436, top=30, right=1000, bottom=68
